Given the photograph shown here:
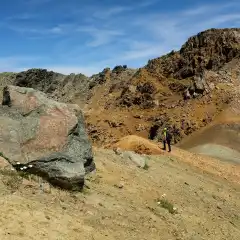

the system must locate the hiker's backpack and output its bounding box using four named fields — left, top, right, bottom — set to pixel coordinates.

left=167, top=132, right=172, bottom=141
